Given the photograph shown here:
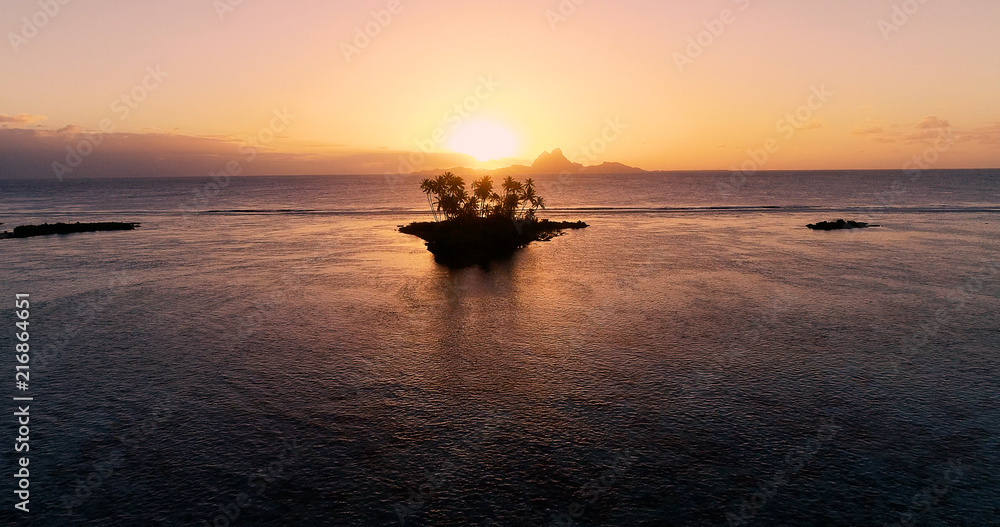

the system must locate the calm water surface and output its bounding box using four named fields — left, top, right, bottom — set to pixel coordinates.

left=1, top=171, right=998, bottom=526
